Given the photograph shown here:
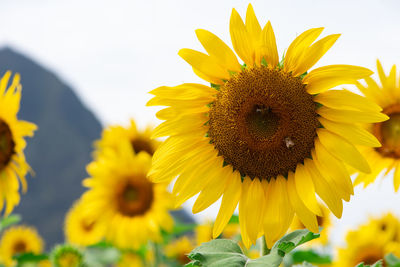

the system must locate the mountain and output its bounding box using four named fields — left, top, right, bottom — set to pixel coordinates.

left=0, top=47, right=103, bottom=248
left=0, top=47, right=194, bottom=249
